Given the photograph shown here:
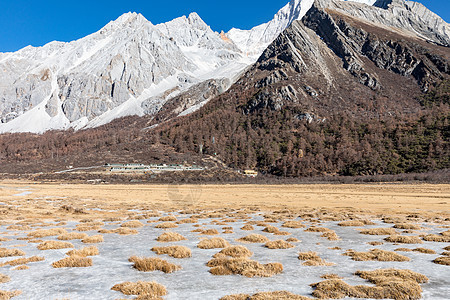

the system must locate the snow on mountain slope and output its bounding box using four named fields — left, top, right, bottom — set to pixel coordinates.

left=0, top=0, right=448, bottom=134
left=0, top=13, right=252, bottom=133
left=227, top=0, right=316, bottom=57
